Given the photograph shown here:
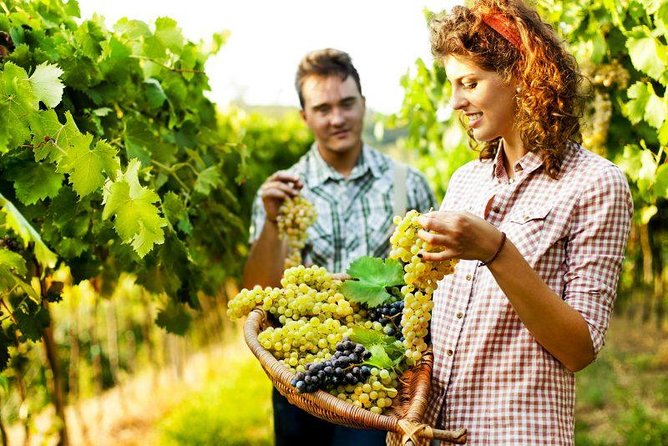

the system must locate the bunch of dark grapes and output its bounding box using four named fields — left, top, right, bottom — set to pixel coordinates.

left=291, top=339, right=371, bottom=393
left=0, top=236, right=21, bottom=252
left=368, top=301, right=404, bottom=340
